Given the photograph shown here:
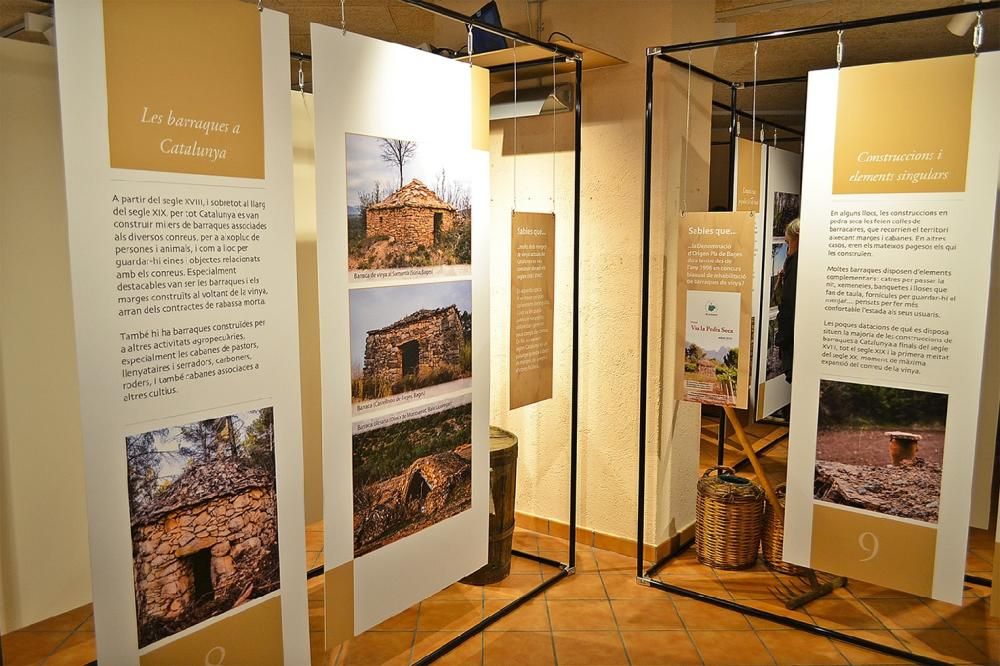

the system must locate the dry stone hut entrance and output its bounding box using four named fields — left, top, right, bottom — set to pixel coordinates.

left=400, top=339, right=420, bottom=377
left=433, top=212, right=443, bottom=243
left=406, top=470, right=431, bottom=509
left=186, top=548, right=214, bottom=602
